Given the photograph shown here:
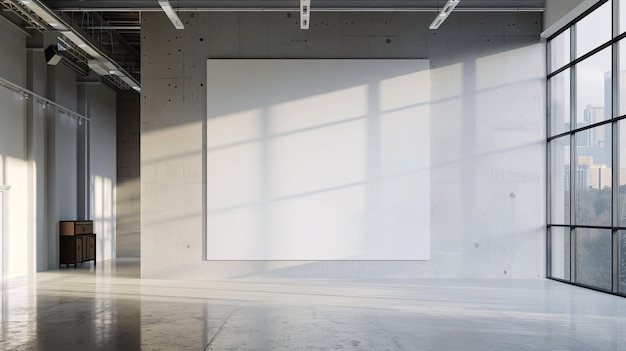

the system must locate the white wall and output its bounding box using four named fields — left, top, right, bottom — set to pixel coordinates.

left=27, top=50, right=49, bottom=272
left=0, top=85, right=29, bottom=278
left=55, top=112, right=78, bottom=220
left=46, top=64, right=80, bottom=269
left=89, top=84, right=117, bottom=261
left=0, top=17, right=119, bottom=275
left=0, top=20, right=29, bottom=279
left=141, top=11, right=545, bottom=279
